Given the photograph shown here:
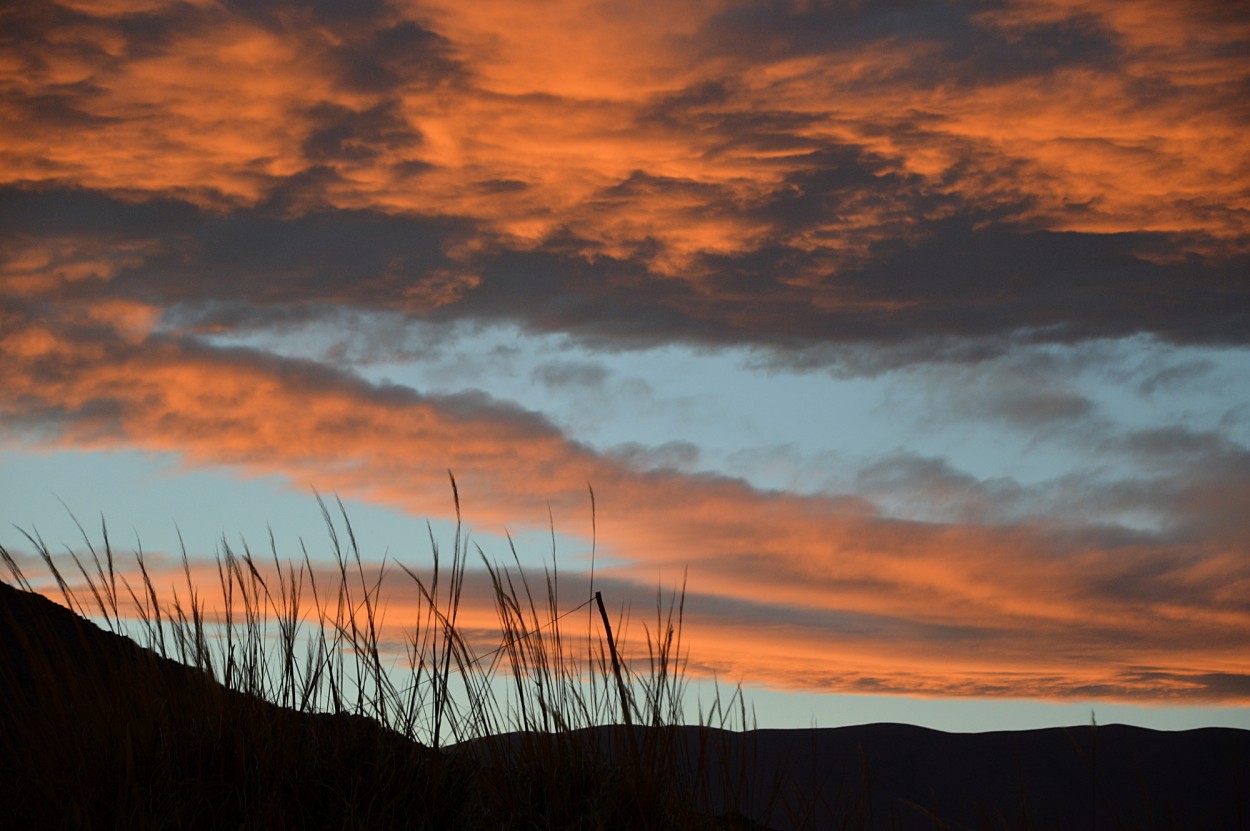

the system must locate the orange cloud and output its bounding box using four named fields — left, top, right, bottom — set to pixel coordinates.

left=6, top=0, right=1244, bottom=281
